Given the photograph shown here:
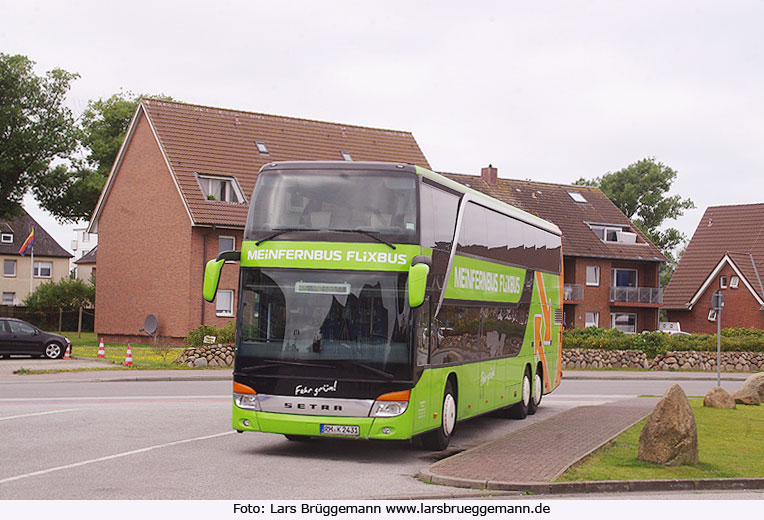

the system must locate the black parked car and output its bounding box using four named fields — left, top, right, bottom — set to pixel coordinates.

left=0, top=318, right=71, bottom=359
